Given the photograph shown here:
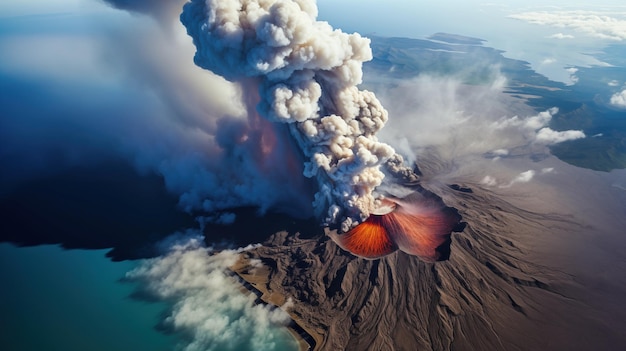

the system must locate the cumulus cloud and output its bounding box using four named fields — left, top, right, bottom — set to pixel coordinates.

left=506, top=170, right=535, bottom=187
left=497, top=170, right=536, bottom=188
left=565, top=67, right=579, bottom=85
left=126, top=233, right=296, bottom=351
left=535, top=127, right=585, bottom=144
left=509, top=11, right=626, bottom=41
left=492, top=149, right=509, bottom=156
left=610, top=89, right=626, bottom=108
left=513, top=170, right=536, bottom=183
left=481, top=168, right=554, bottom=188
left=548, top=33, right=575, bottom=39
left=608, top=80, right=620, bottom=87
left=493, top=107, right=585, bottom=145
